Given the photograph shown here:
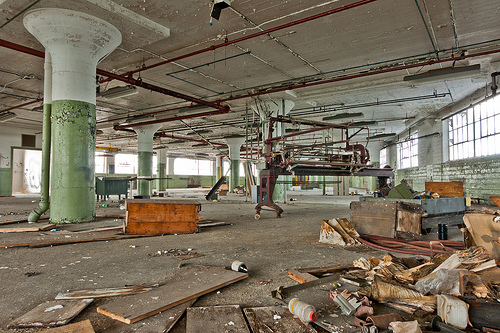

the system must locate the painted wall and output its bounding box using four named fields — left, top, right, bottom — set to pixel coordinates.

left=0, top=126, right=41, bottom=196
